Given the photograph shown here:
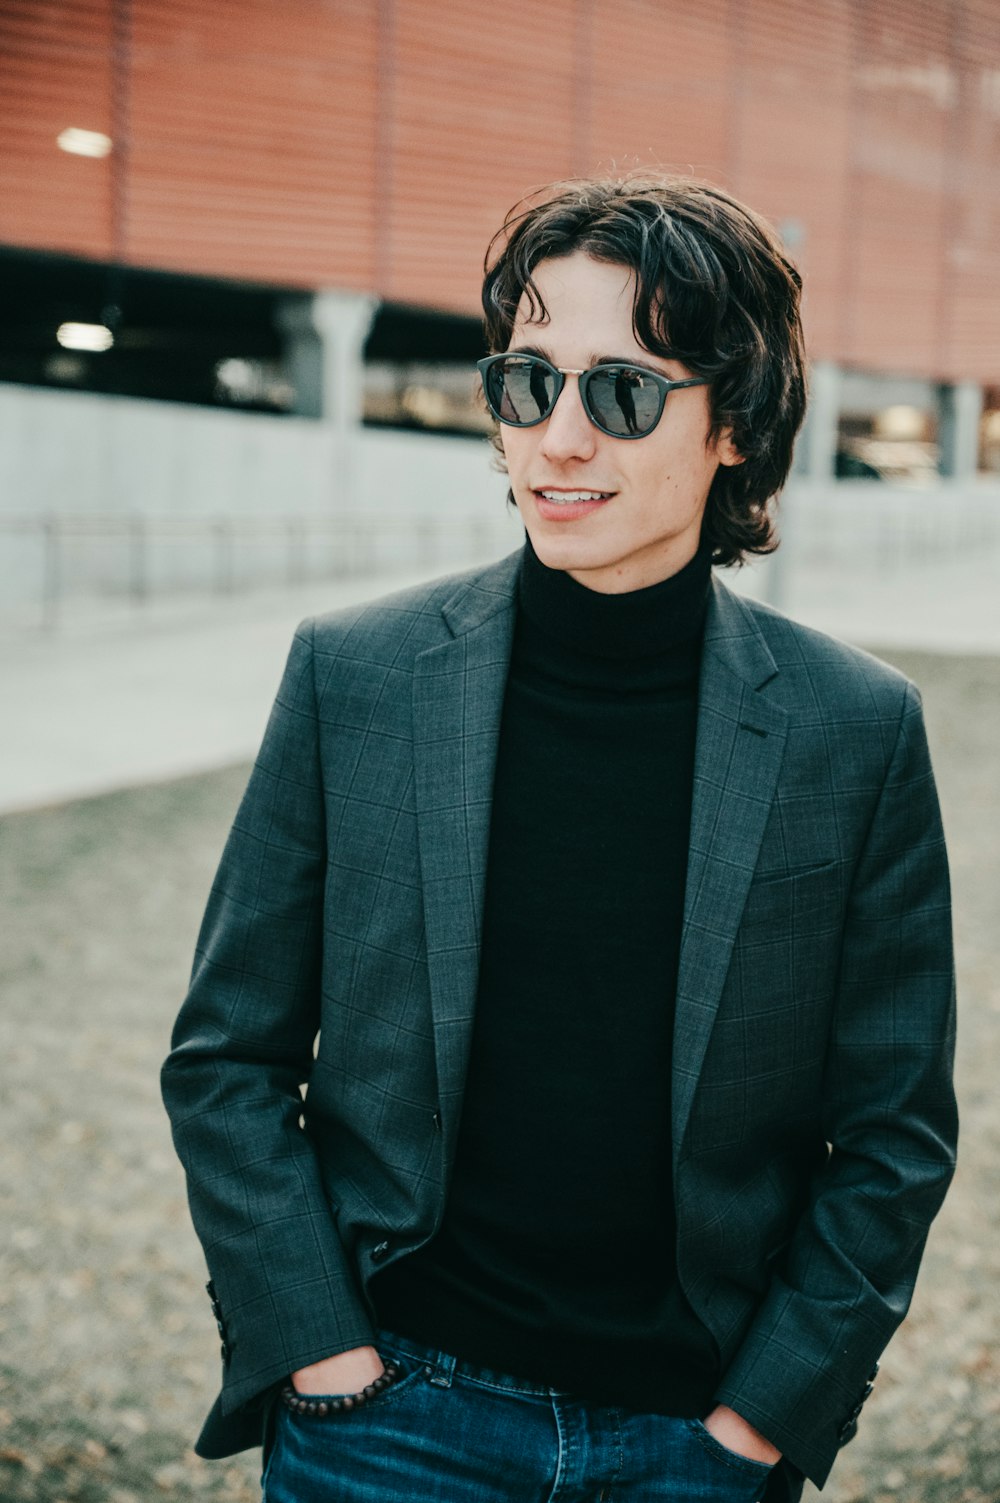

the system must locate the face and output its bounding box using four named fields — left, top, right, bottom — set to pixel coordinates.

left=498, top=251, right=742, bottom=594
